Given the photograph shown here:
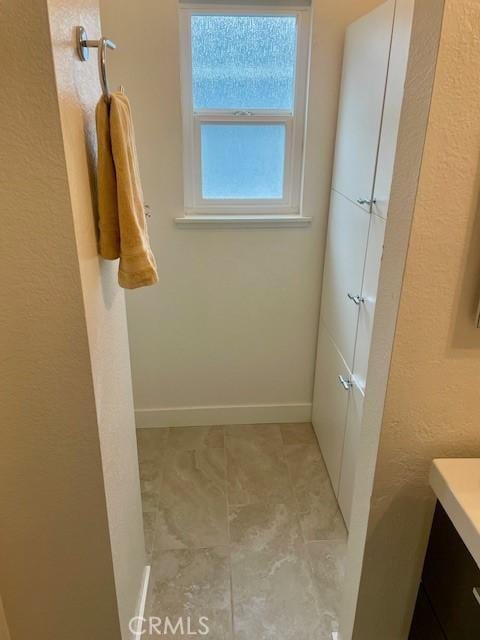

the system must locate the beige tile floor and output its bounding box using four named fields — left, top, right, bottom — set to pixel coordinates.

left=137, top=423, right=347, bottom=640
